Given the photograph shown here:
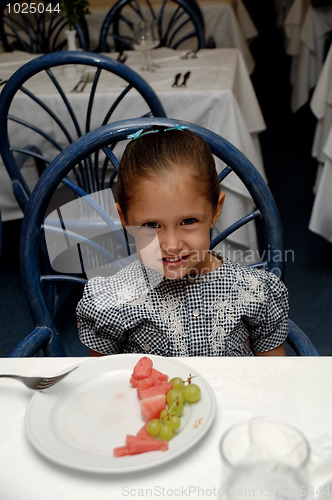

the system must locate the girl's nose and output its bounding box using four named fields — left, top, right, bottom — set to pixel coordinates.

left=159, top=229, right=183, bottom=254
